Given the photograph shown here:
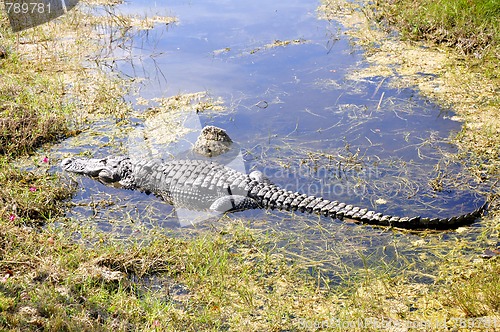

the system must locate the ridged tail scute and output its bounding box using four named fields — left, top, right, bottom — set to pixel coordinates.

left=248, top=184, right=488, bottom=230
